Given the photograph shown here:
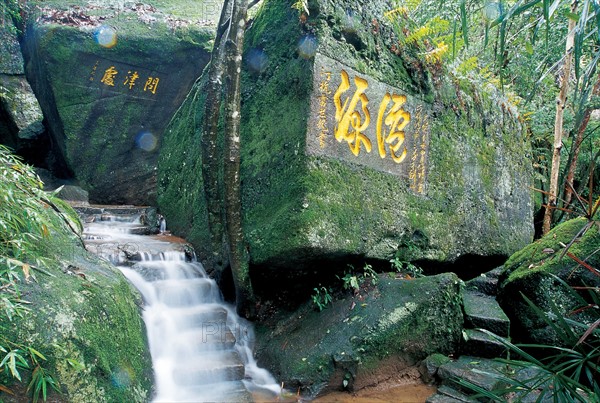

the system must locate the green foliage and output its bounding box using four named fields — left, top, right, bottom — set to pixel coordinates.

left=0, top=145, right=66, bottom=400
left=337, top=263, right=379, bottom=294
left=311, top=286, right=333, bottom=311
left=390, top=257, right=424, bottom=278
